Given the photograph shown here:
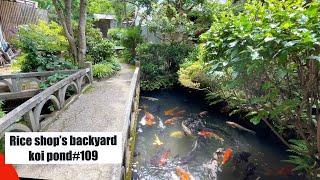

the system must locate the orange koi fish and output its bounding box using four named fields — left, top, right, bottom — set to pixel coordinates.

left=159, top=150, right=170, bottom=166
left=164, top=119, right=175, bottom=125
left=164, top=107, right=179, bottom=116
left=146, top=119, right=155, bottom=126
left=198, top=130, right=224, bottom=142
left=198, top=129, right=214, bottom=138
left=145, top=111, right=155, bottom=126
left=164, top=117, right=179, bottom=125
left=146, top=111, right=154, bottom=121
left=176, top=167, right=194, bottom=180
left=222, top=148, right=233, bottom=165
